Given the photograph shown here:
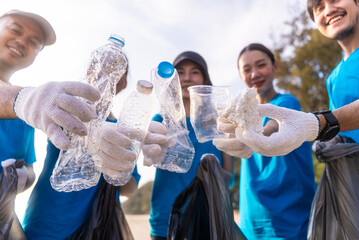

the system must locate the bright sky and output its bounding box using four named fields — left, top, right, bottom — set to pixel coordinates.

left=2, top=0, right=307, bottom=221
